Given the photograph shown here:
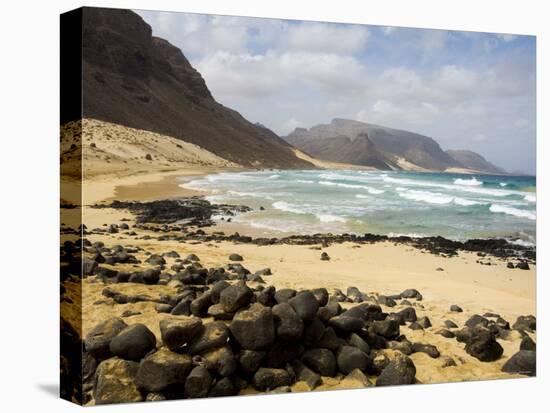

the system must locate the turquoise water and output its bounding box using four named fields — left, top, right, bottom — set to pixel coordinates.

left=182, top=170, right=536, bottom=245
